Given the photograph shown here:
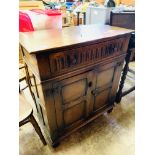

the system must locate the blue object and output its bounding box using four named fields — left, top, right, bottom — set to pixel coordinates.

left=66, top=2, right=74, bottom=10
